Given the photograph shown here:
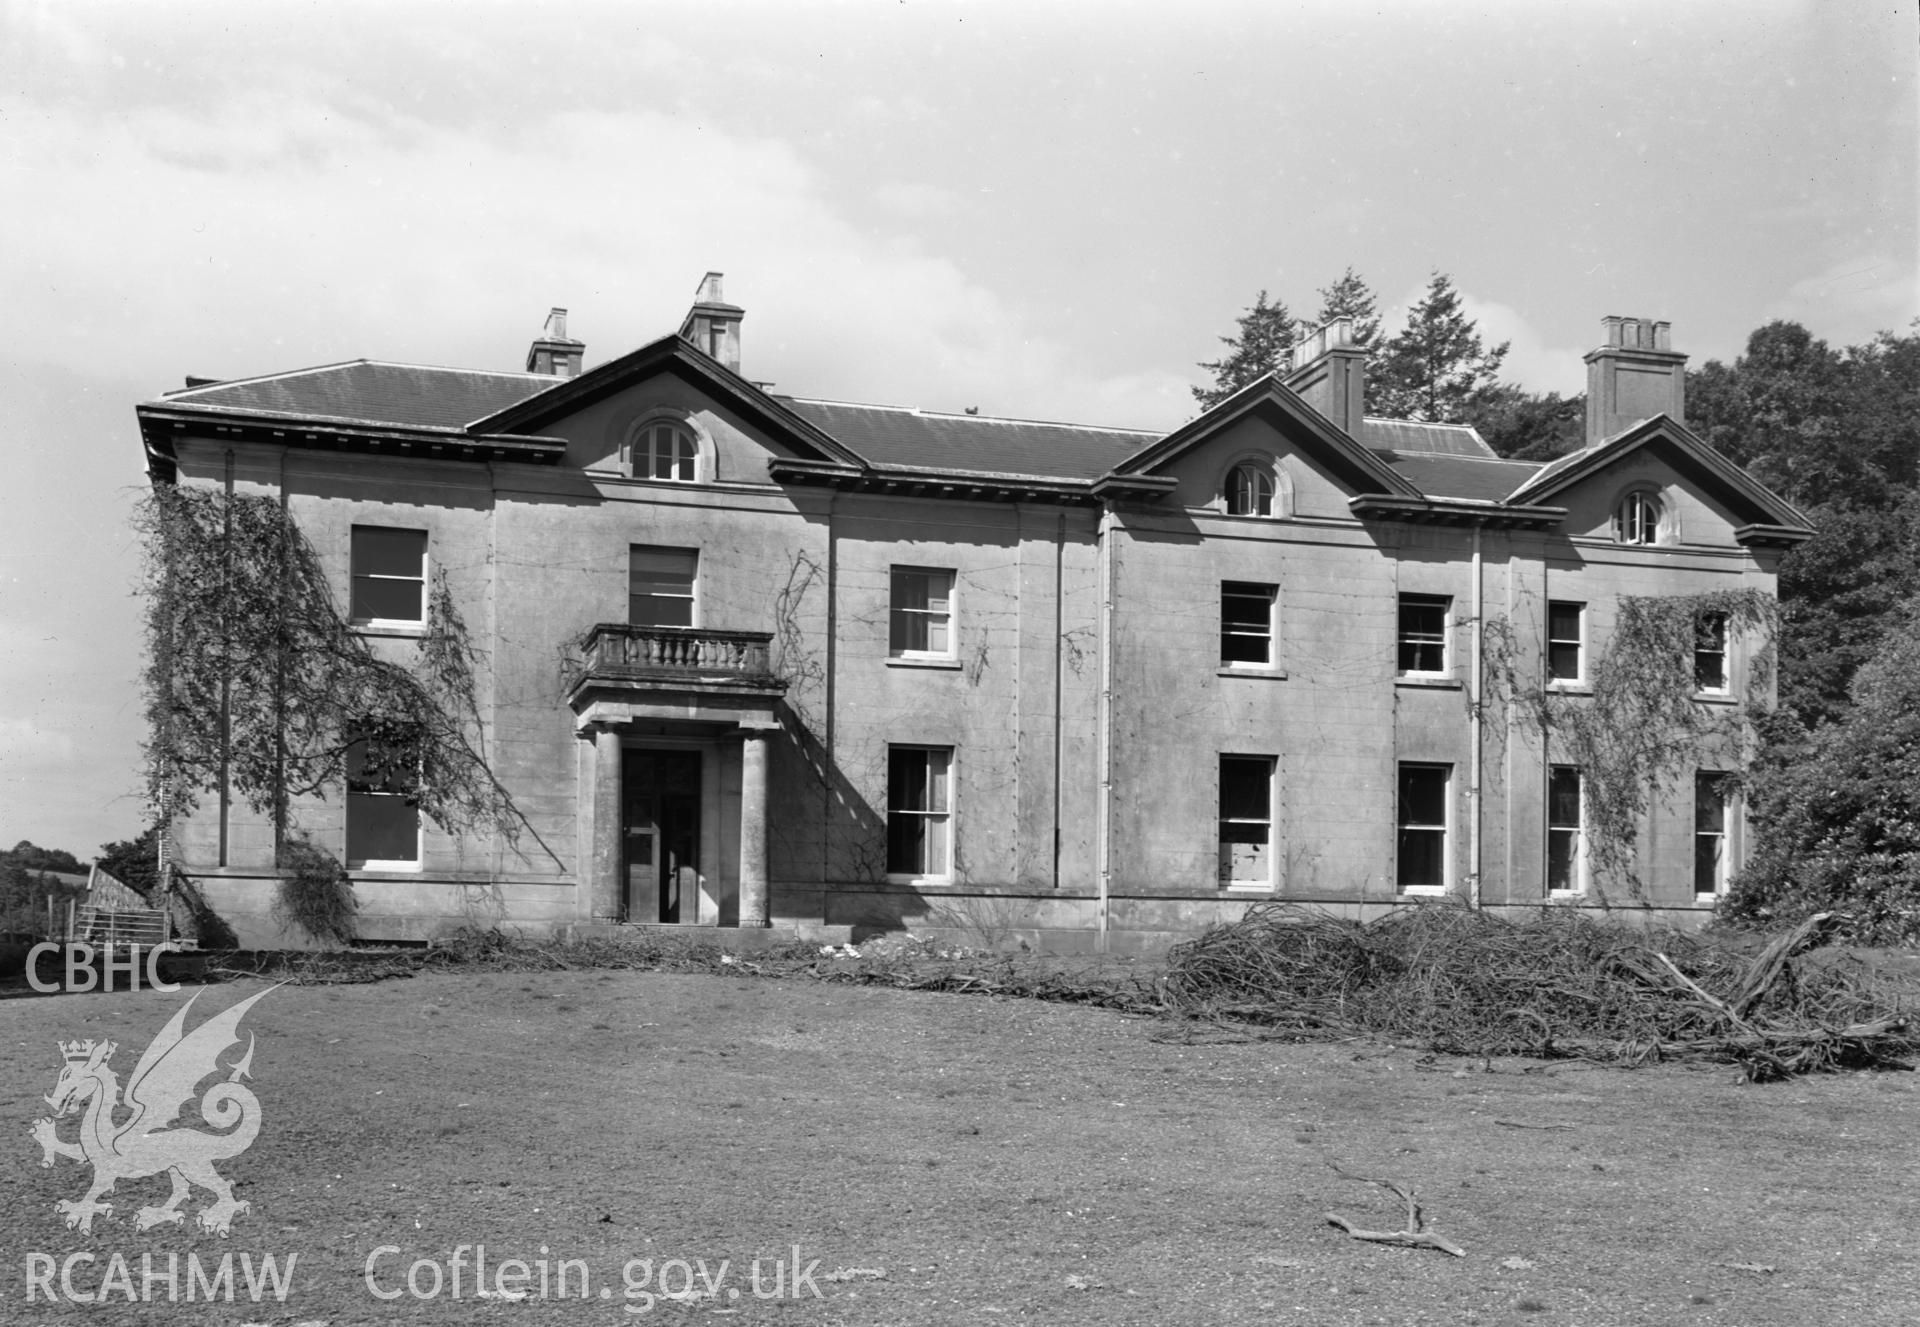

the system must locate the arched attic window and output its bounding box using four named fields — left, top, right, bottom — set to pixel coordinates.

left=1226, top=462, right=1276, bottom=517
left=634, top=419, right=699, bottom=482
left=1613, top=489, right=1664, bottom=545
